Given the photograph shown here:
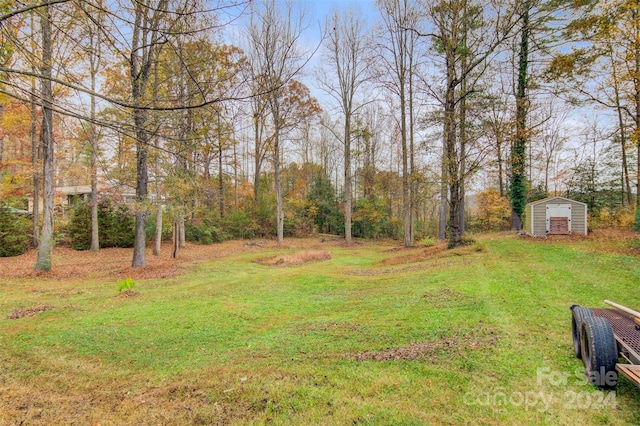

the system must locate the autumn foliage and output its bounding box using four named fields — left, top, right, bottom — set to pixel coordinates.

left=471, top=189, right=511, bottom=232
